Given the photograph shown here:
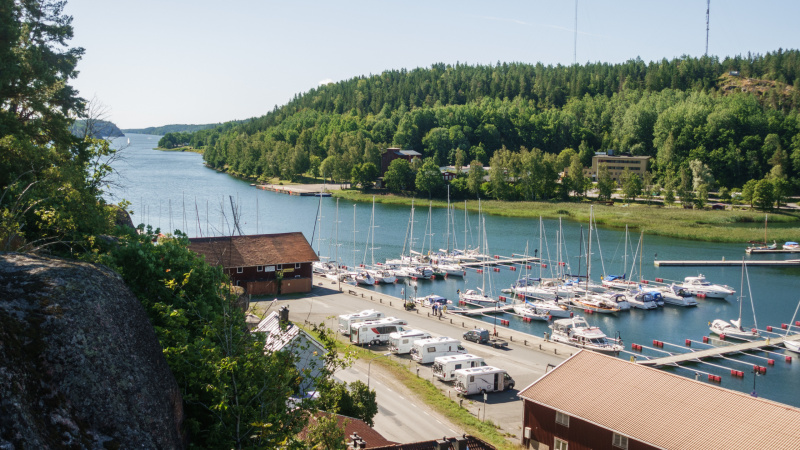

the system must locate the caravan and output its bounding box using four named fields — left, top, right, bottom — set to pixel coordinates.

left=388, top=329, right=433, bottom=354
left=432, top=354, right=486, bottom=382
left=350, top=317, right=408, bottom=346
left=338, top=309, right=385, bottom=336
left=453, top=366, right=515, bottom=395
left=410, top=337, right=467, bottom=364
